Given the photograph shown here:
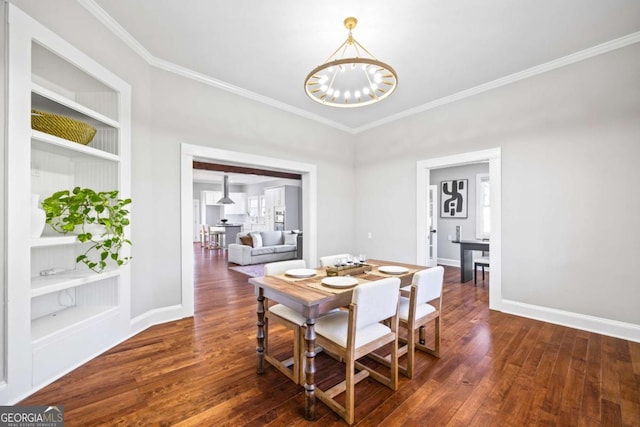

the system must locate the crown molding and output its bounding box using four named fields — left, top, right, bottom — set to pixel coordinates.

left=79, top=0, right=639, bottom=135
left=77, top=0, right=354, bottom=134
left=354, top=31, right=640, bottom=133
